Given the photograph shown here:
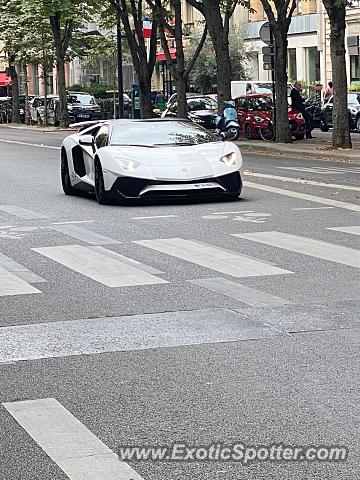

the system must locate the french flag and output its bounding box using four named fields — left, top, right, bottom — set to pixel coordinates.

left=143, top=17, right=152, bottom=38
